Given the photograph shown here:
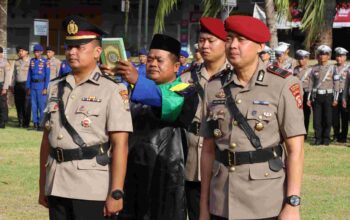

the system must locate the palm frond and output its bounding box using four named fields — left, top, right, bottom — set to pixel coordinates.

left=153, top=0, right=179, bottom=34
left=299, top=0, right=325, bottom=48
left=274, top=0, right=290, bottom=18
left=202, top=0, right=221, bottom=17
